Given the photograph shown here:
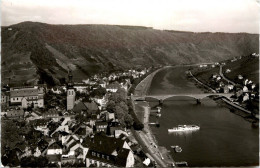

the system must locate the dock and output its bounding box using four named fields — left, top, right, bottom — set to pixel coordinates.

left=175, top=161, right=188, bottom=167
